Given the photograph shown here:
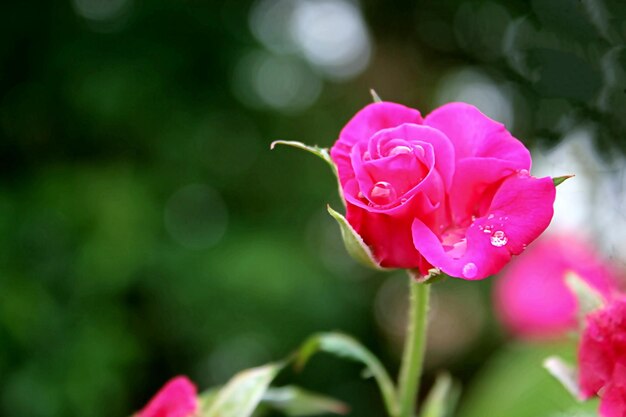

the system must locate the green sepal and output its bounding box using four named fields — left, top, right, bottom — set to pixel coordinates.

left=295, top=332, right=398, bottom=417
left=419, top=373, right=460, bottom=417
left=565, top=272, right=605, bottom=320
left=543, top=356, right=582, bottom=402
left=203, top=363, right=284, bottom=417
left=270, top=140, right=337, bottom=177
left=409, top=268, right=446, bottom=284
left=370, top=89, right=383, bottom=103
left=262, top=385, right=349, bottom=416
left=553, top=175, right=574, bottom=186
left=326, top=205, right=386, bottom=270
